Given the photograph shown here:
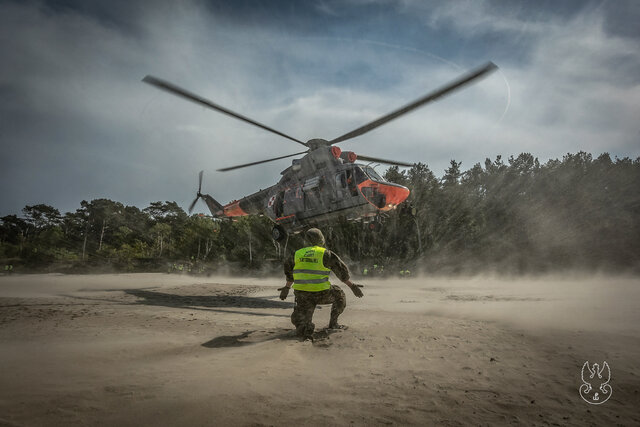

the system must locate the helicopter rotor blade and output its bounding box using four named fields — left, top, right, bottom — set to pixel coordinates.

left=142, top=75, right=308, bottom=148
left=330, top=62, right=498, bottom=144
left=217, top=150, right=309, bottom=172
left=356, top=154, right=414, bottom=167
